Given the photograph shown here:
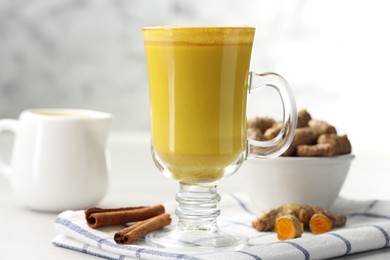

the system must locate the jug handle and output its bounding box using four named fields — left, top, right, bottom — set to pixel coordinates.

left=0, top=119, right=19, bottom=178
